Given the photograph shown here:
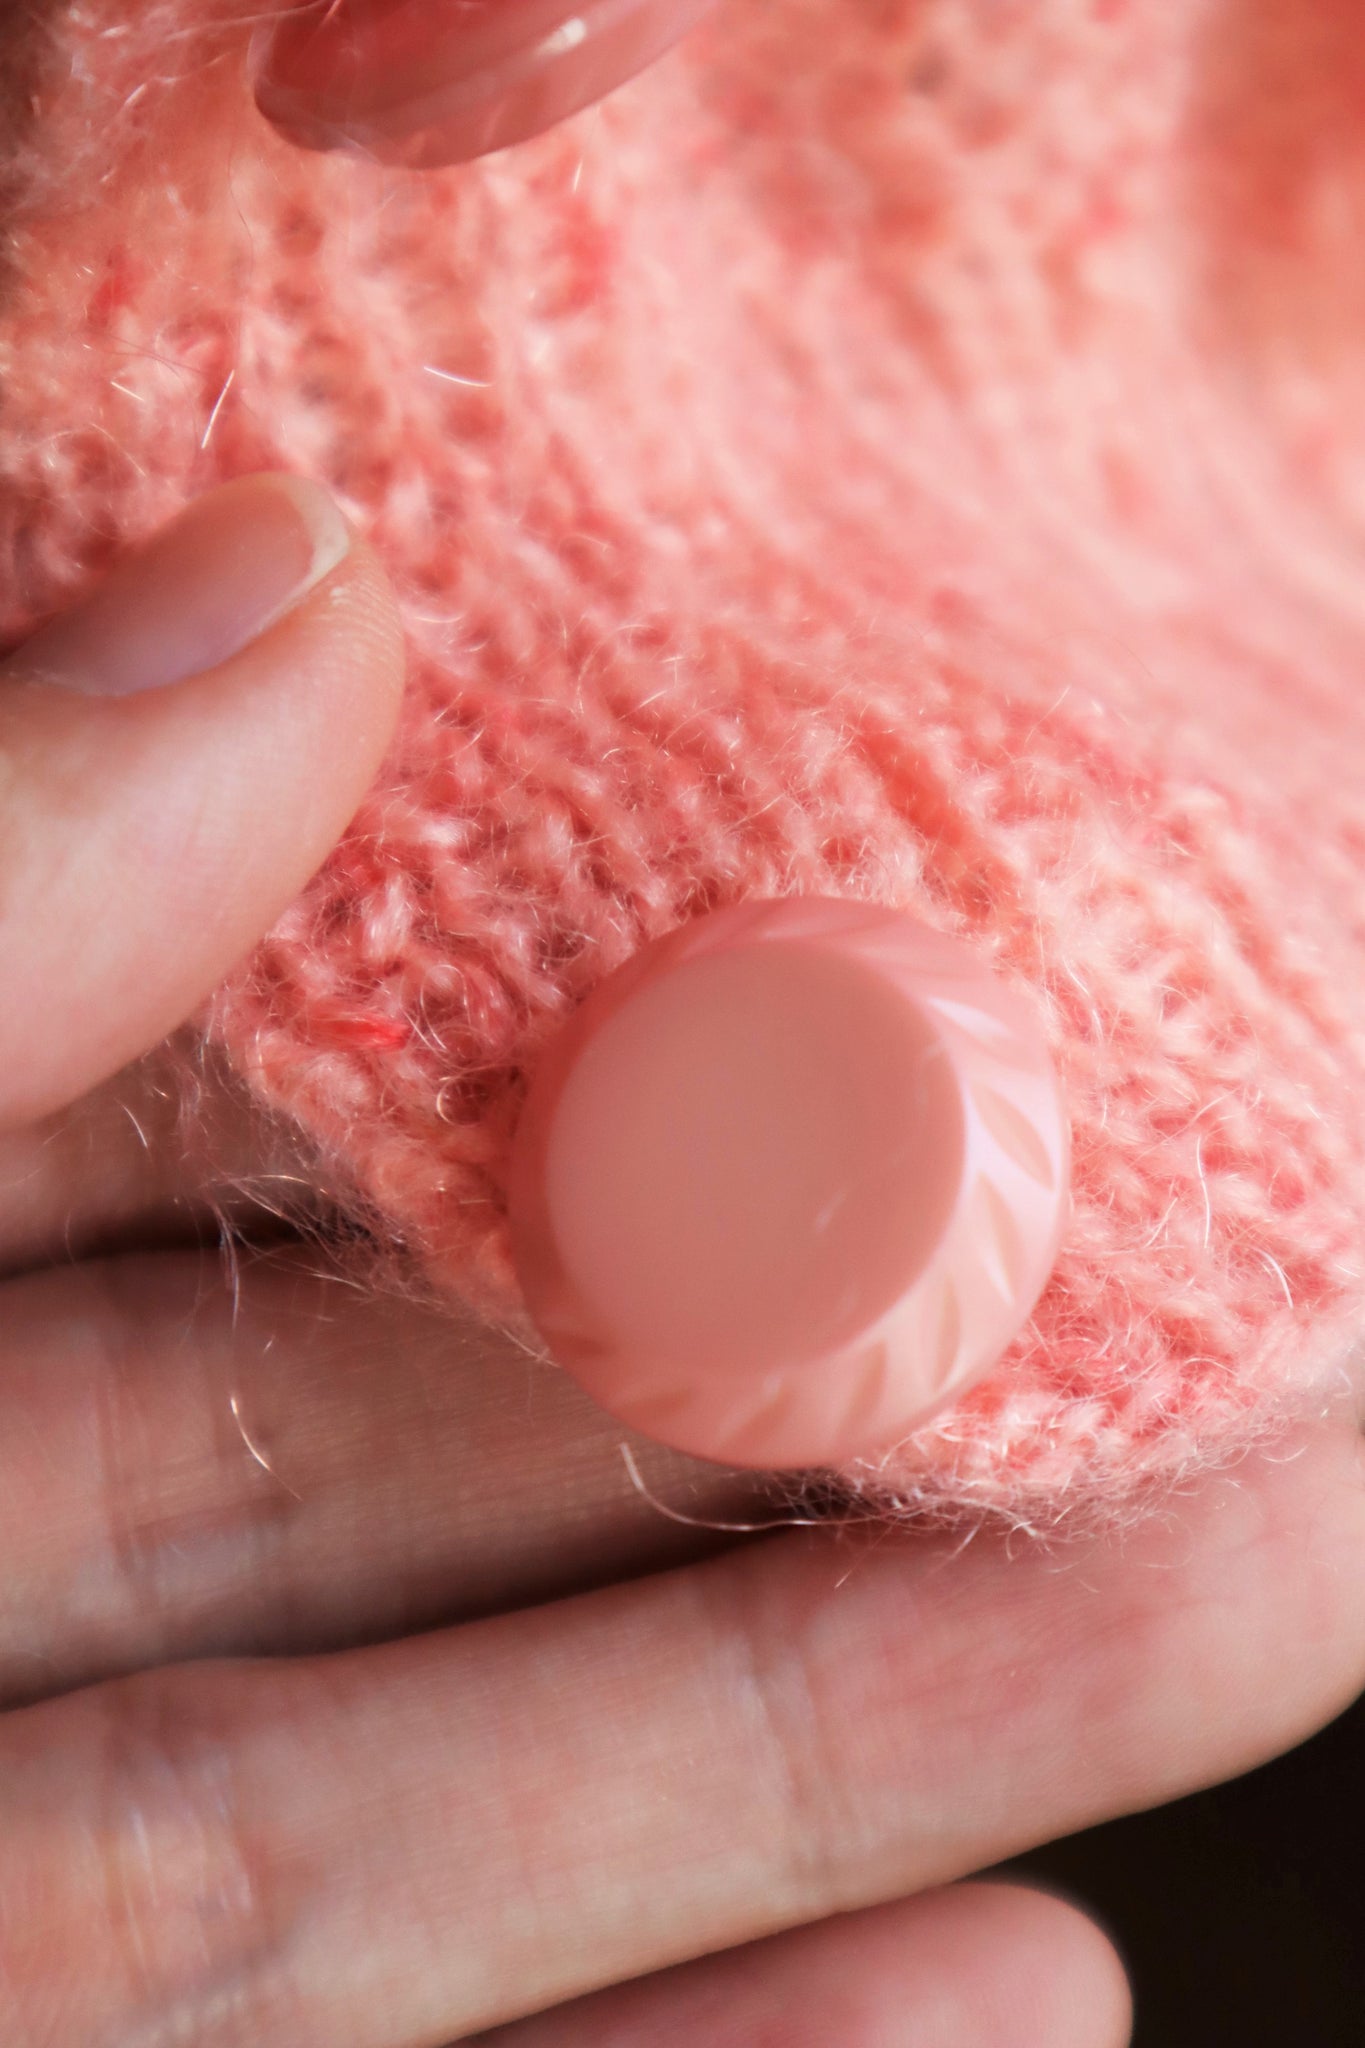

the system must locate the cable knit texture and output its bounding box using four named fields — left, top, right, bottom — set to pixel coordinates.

left=2, top=0, right=1364, bottom=1525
